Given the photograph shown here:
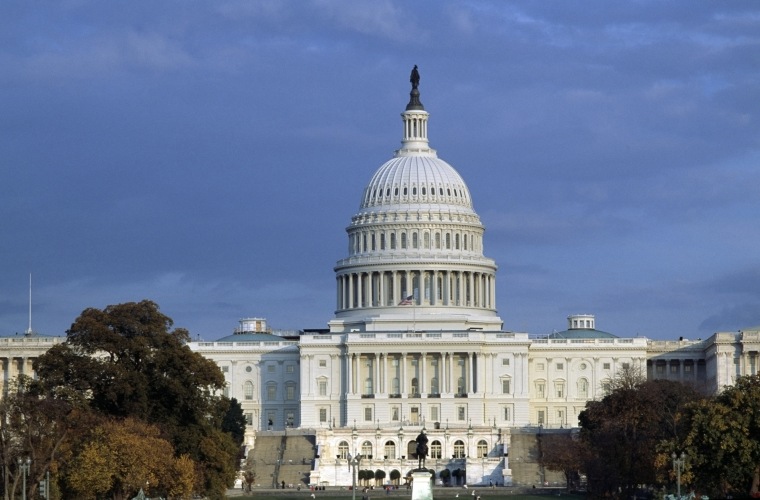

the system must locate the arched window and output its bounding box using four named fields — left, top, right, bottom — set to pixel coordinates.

left=362, top=441, right=373, bottom=458
left=364, top=377, right=373, bottom=395
left=578, top=378, right=589, bottom=398
left=430, top=440, right=442, bottom=459
left=384, top=441, right=396, bottom=460
left=371, top=233, right=376, bottom=251
left=455, top=233, right=460, bottom=249
left=477, top=440, right=488, bottom=458
left=392, top=377, right=400, bottom=395
left=453, top=440, right=465, bottom=459
left=401, top=233, right=407, bottom=249
left=338, top=441, right=349, bottom=459
left=390, top=233, right=396, bottom=249
left=411, top=377, right=419, bottom=395
left=244, top=381, right=254, bottom=400
left=412, top=232, right=418, bottom=249
left=380, top=233, right=386, bottom=250
left=424, top=232, right=430, bottom=249
left=430, top=377, right=439, bottom=394
left=435, top=233, right=441, bottom=249
left=446, top=233, right=451, bottom=249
